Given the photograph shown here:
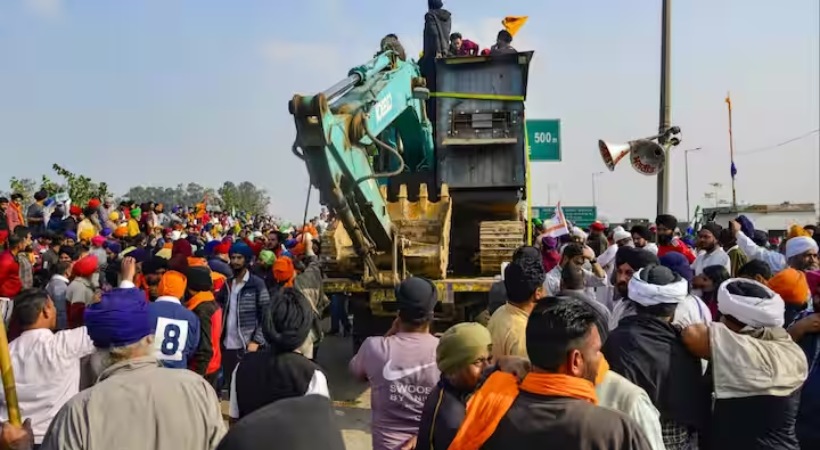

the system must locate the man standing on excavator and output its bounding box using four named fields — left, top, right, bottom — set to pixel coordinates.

left=419, top=0, right=452, bottom=98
